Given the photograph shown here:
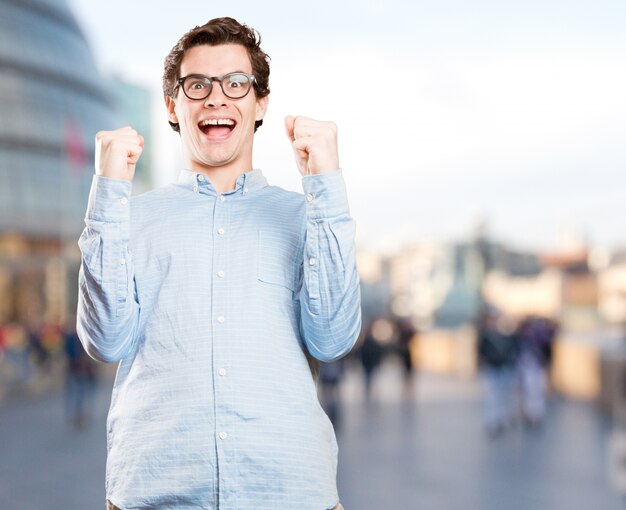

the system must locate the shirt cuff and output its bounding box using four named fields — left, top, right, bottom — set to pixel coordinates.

left=85, top=175, right=133, bottom=223
left=302, top=170, right=350, bottom=219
